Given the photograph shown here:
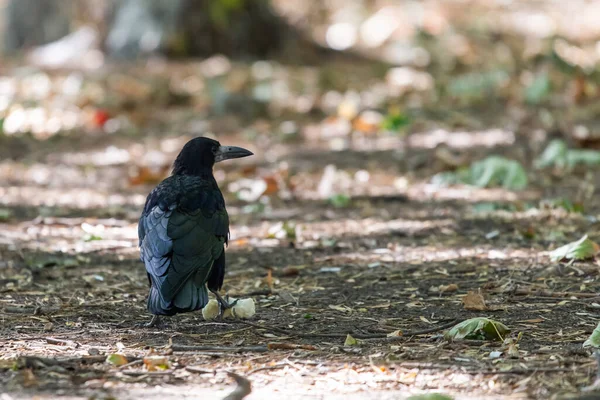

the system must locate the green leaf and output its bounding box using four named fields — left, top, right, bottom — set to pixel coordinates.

left=329, top=194, right=351, bottom=208
left=407, top=395, right=454, bottom=400
left=524, top=73, right=551, bottom=105
left=0, top=208, right=12, bottom=222
left=567, top=149, right=600, bottom=166
left=534, top=139, right=568, bottom=169
left=542, top=198, right=584, bottom=213
left=444, top=317, right=510, bottom=342
left=84, top=234, right=103, bottom=242
left=381, top=111, right=411, bottom=132
left=549, top=235, right=599, bottom=262
left=448, top=70, right=509, bottom=99
left=469, top=156, right=527, bottom=190
left=583, top=321, right=600, bottom=348
left=344, top=334, right=358, bottom=346
left=535, top=139, right=600, bottom=169
left=432, top=157, right=527, bottom=190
